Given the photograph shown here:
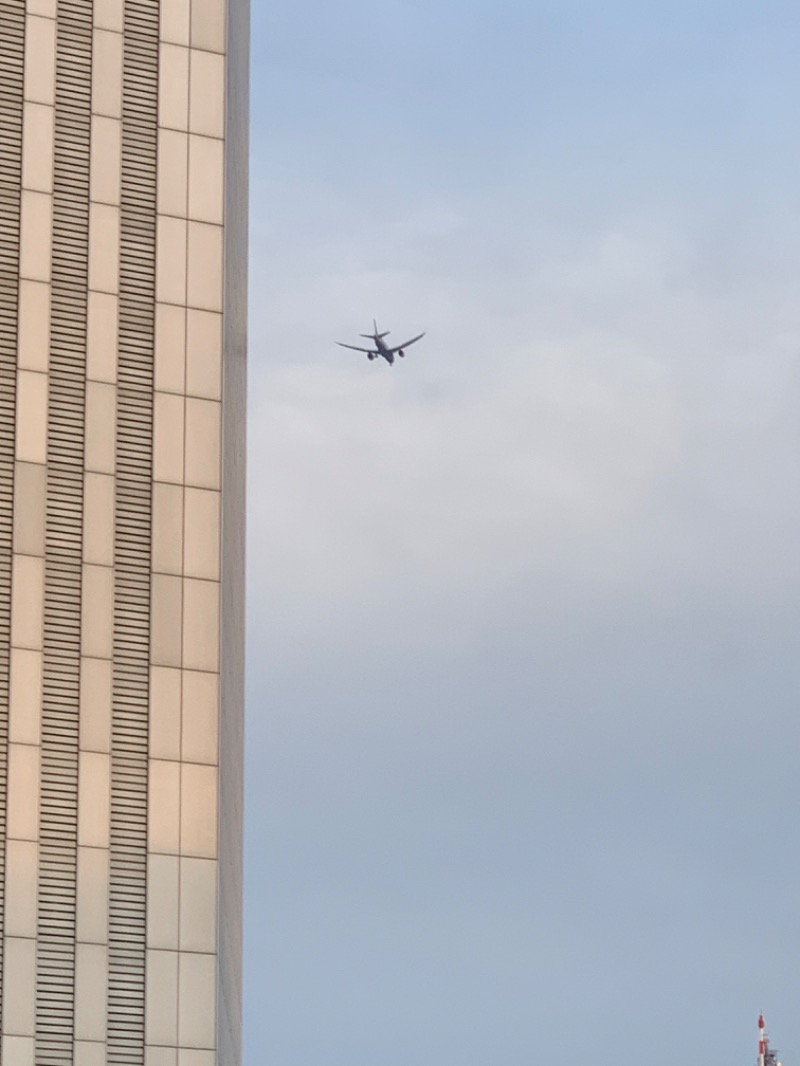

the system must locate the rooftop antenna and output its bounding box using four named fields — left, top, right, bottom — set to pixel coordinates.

left=758, top=1014, right=782, bottom=1066
left=759, top=1014, right=766, bottom=1066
